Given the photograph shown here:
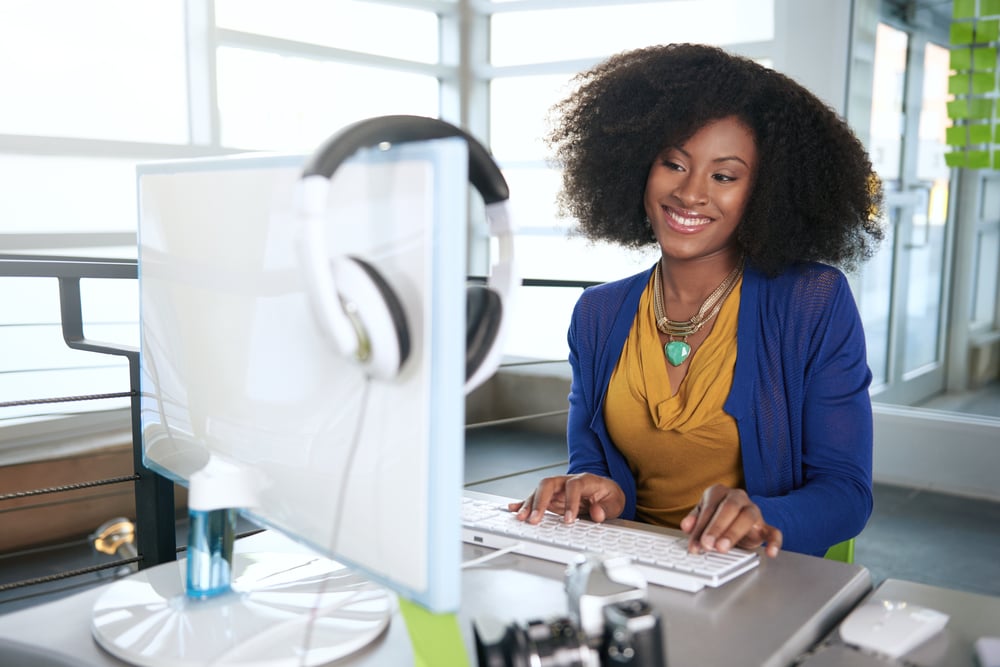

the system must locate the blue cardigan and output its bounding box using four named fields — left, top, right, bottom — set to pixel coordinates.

left=565, top=262, right=874, bottom=556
